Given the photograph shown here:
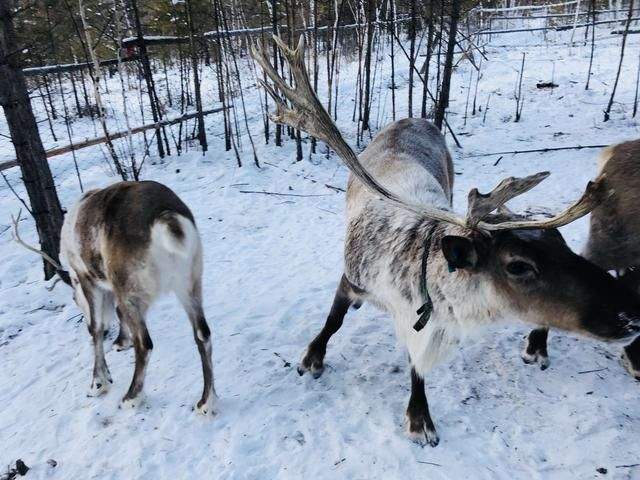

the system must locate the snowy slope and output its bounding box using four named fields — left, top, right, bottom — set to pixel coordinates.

left=1, top=27, right=640, bottom=479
